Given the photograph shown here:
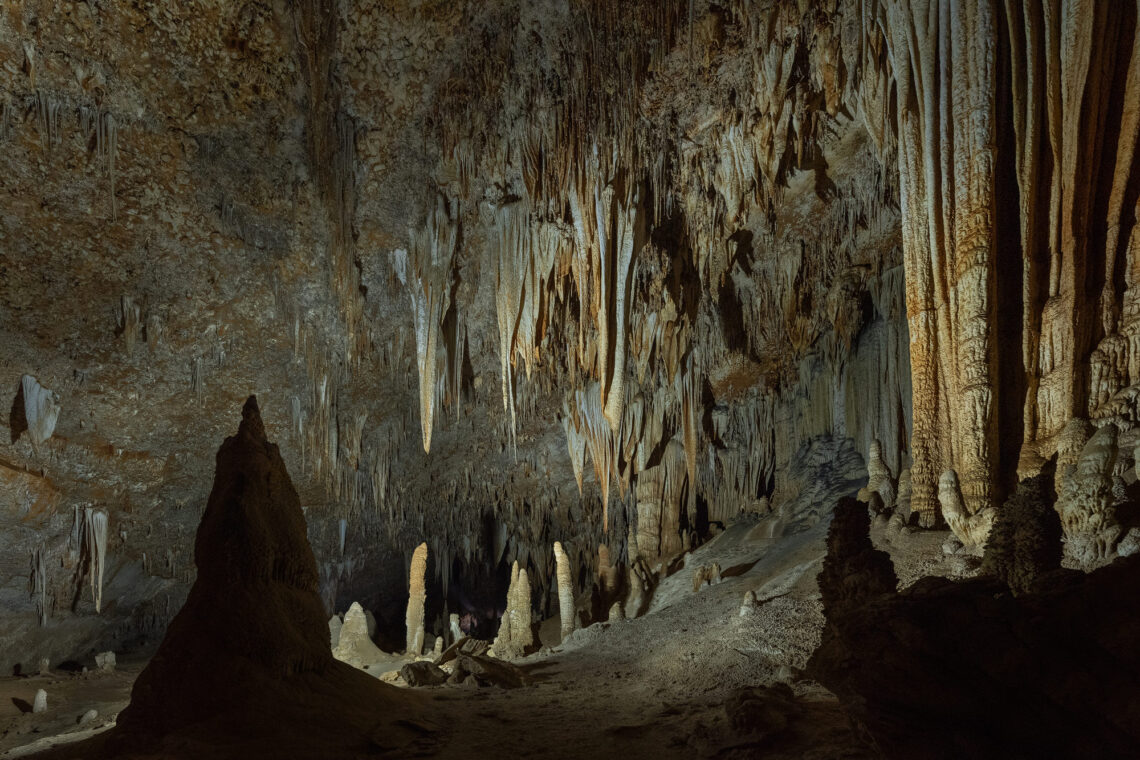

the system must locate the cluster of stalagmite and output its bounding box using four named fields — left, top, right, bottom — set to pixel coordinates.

left=4, top=0, right=1139, bottom=672
left=333, top=602, right=384, bottom=669
left=492, top=561, right=533, bottom=660
left=1056, top=423, right=1125, bottom=568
